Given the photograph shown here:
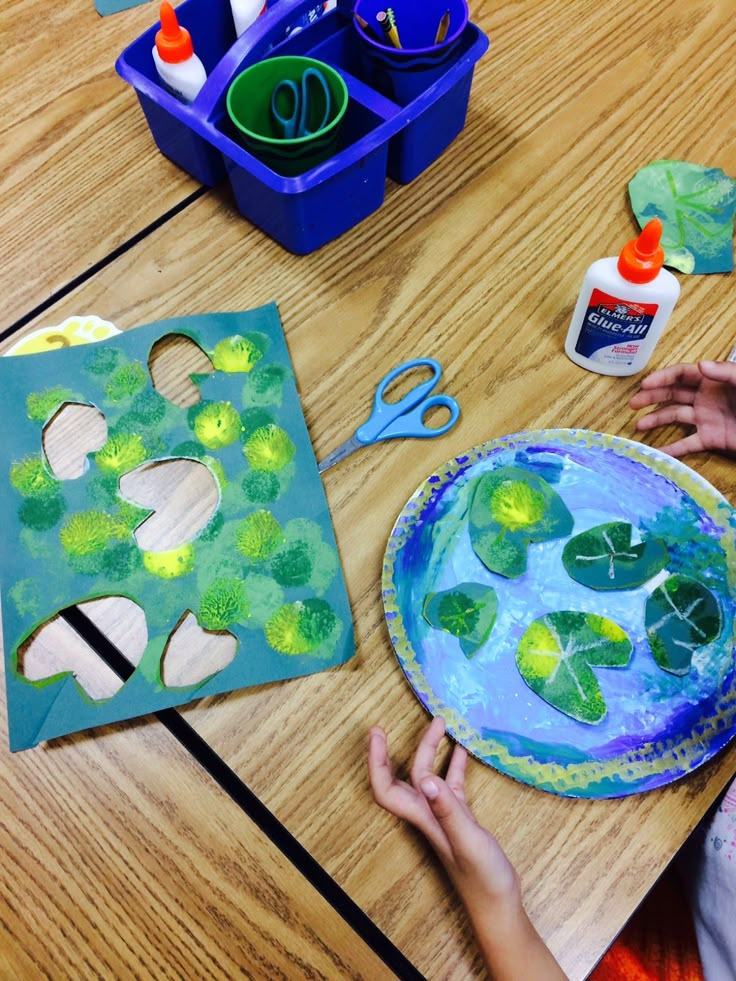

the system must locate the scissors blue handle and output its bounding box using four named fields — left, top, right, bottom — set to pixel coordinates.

left=317, top=358, right=460, bottom=473
left=271, top=67, right=332, bottom=139
left=355, top=358, right=460, bottom=444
